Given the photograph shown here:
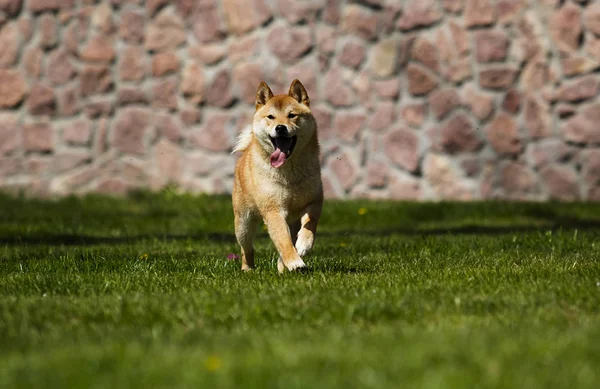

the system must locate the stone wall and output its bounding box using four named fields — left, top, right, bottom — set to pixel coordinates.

left=0, top=0, right=599, bottom=200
